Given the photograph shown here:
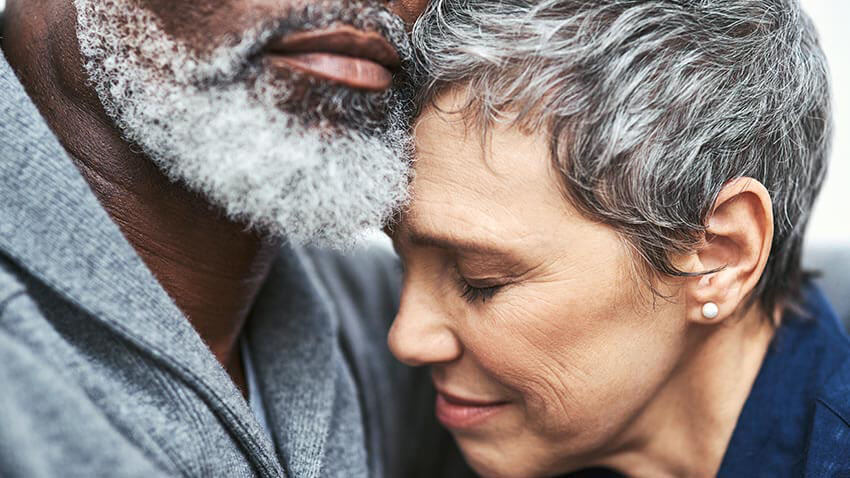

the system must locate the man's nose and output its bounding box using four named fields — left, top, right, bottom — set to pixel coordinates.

left=388, top=286, right=462, bottom=367
left=386, top=0, right=429, bottom=26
